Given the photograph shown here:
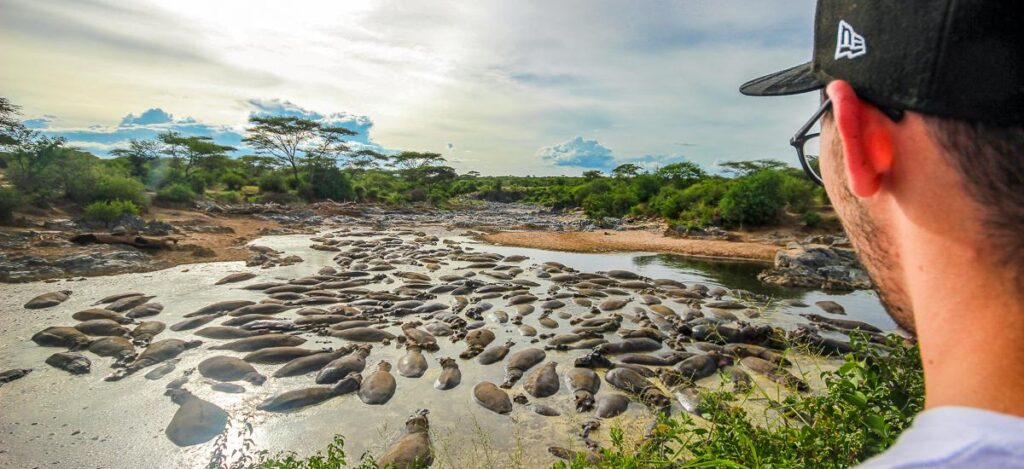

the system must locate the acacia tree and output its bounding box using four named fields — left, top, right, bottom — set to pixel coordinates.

left=243, top=116, right=356, bottom=184
left=347, top=149, right=390, bottom=171
left=582, top=170, right=604, bottom=180
left=611, top=163, right=642, bottom=179
left=159, top=132, right=235, bottom=177
left=391, top=151, right=445, bottom=170
left=0, top=97, right=24, bottom=148
left=110, top=138, right=161, bottom=178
